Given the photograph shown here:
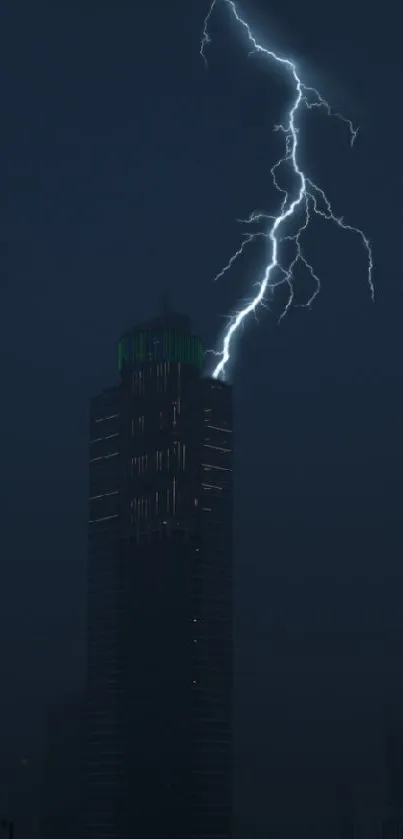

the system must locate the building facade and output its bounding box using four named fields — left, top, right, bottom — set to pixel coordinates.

left=83, top=312, right=233, bottom=838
